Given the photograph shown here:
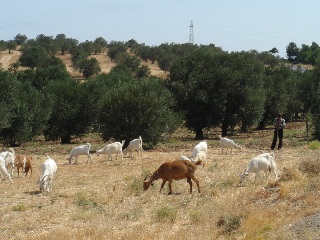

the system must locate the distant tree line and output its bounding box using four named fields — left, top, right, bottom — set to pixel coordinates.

left=0, top=33, right=320, bottom=146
